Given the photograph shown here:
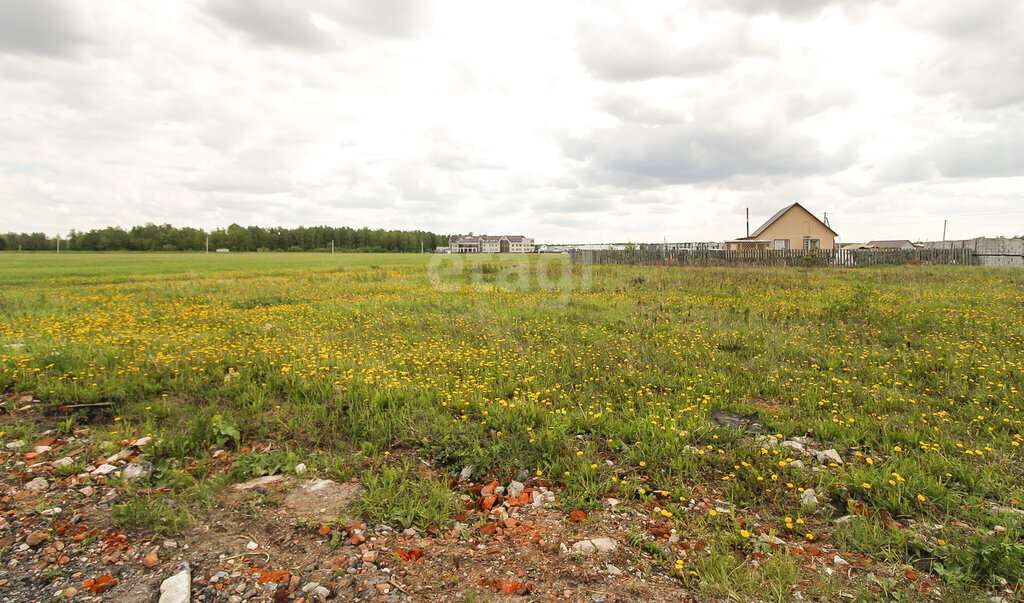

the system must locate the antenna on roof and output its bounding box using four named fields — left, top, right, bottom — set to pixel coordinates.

left=823, top=212, right=831, bottom=228
left=746, top=208, right=749, bottom=238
